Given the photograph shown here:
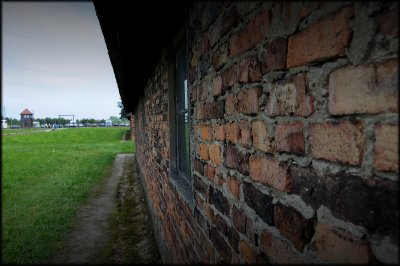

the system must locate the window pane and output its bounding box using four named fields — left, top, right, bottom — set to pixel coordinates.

left=177, top=112, right=190, bottom=178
